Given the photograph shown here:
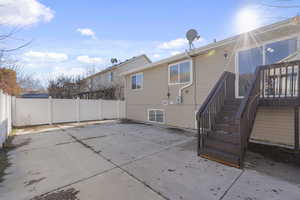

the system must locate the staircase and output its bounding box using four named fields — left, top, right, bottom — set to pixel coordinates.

left=201, top=99, right=242, bottom=167
left=197, top=60, right=300, bottom=168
